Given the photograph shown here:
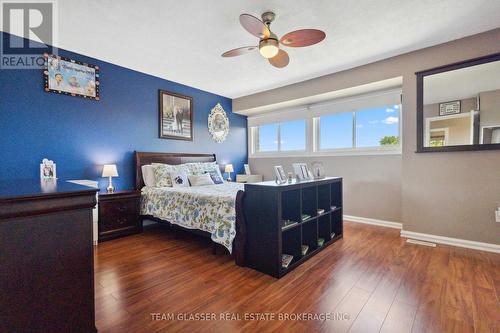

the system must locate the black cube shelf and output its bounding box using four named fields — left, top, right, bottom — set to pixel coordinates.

left=244, top=177, right=343, bottom=278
